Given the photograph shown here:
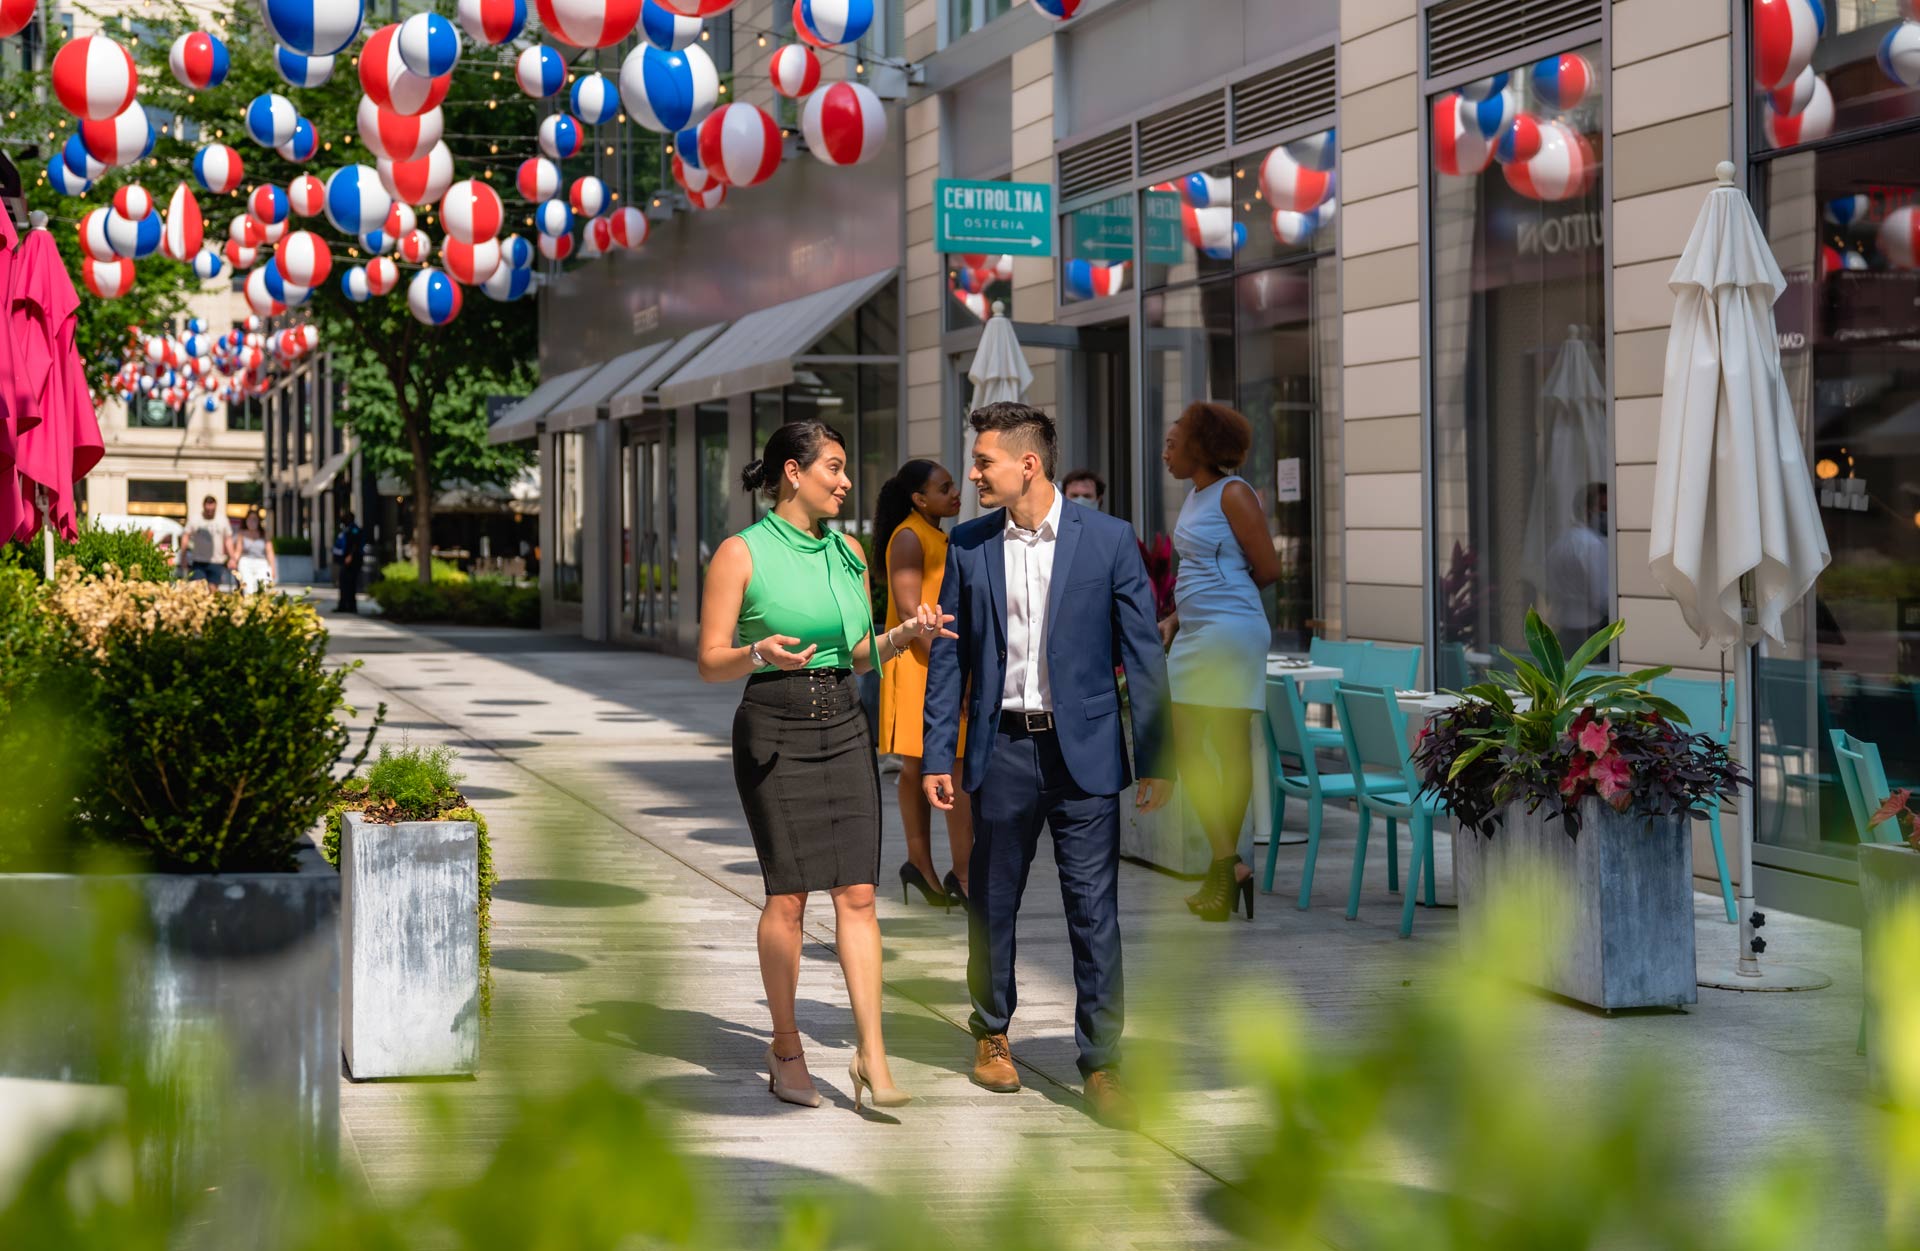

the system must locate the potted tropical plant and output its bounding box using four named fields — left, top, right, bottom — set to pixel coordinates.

left=1413, top=611, right=1747, bottom=1010
left=0, top=561, right=378, bottom=1179
left=324, top=743, right=496, bottom=1079
left=1851, top=790, right=1920, bottom=1088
